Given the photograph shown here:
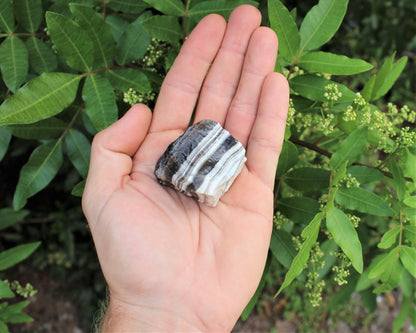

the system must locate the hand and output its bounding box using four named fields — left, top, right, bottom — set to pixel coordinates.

left=82, top=5, right=289, bottom=332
